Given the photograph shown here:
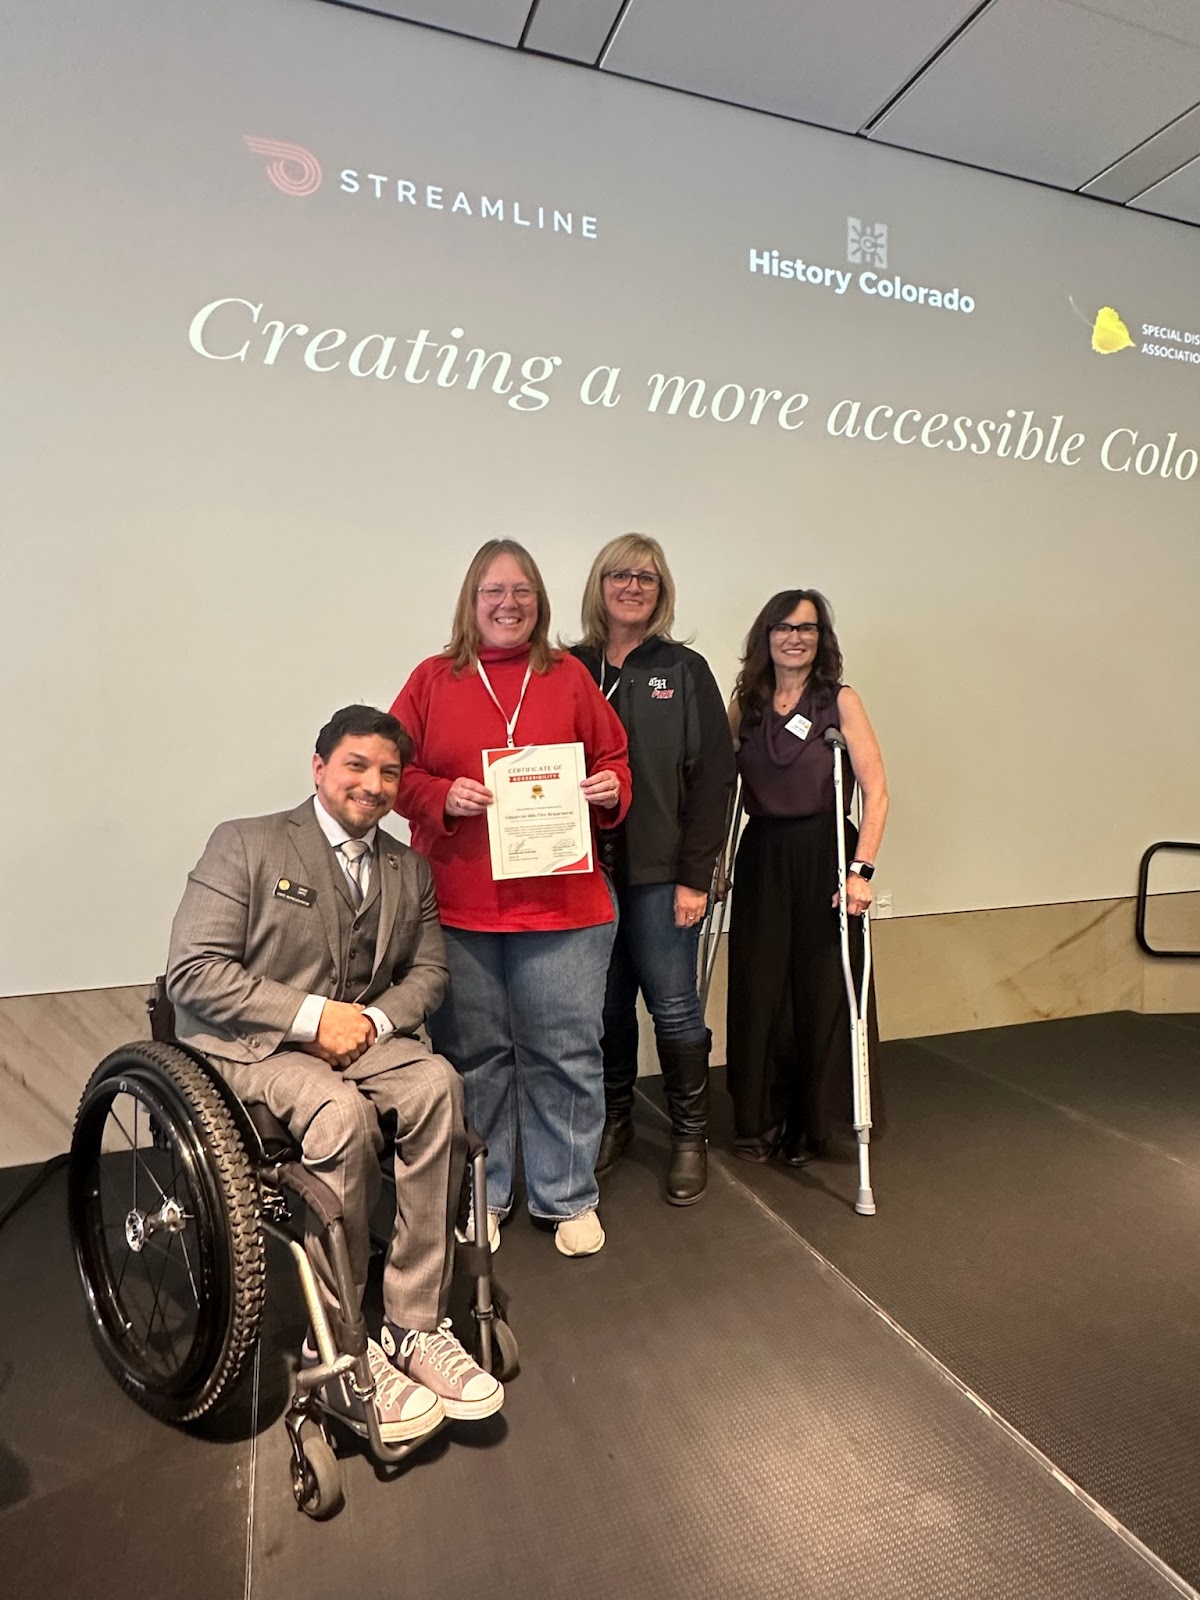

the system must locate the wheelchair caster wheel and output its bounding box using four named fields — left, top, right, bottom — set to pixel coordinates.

left=490, top=1317, right=519, bottom=1381
left=292, top=1431, right=343, bottom=1521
